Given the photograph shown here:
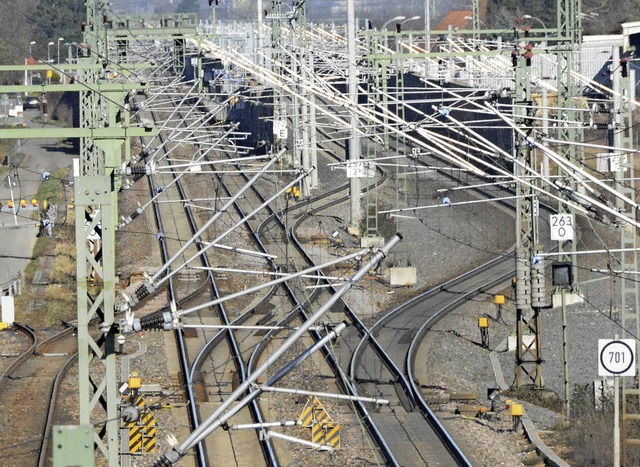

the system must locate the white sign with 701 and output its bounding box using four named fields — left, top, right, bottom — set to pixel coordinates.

left=598, top=339, right=636, bottom=377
